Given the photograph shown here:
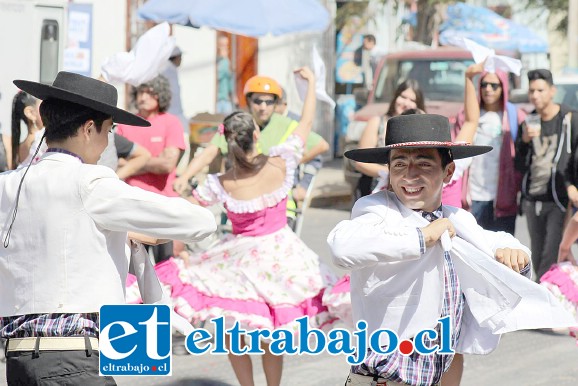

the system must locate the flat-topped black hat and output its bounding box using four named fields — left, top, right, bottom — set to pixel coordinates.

left=13, top=71, right=150, bottom=127
left=345, top=113, right=492, bottom=164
